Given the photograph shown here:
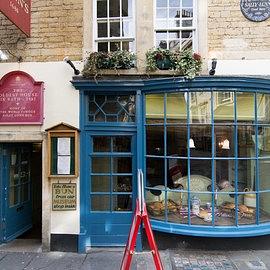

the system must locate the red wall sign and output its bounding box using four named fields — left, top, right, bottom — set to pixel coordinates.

left=0, top=0, right=31, bottom=36
left=0, top=71, right=44, bottom=125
